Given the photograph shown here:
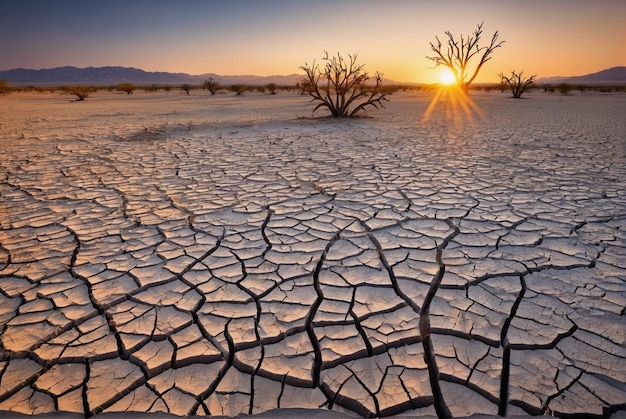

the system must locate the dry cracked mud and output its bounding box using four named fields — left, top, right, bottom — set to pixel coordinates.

left=0, top=91, right=625, bottom=418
